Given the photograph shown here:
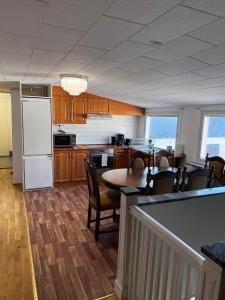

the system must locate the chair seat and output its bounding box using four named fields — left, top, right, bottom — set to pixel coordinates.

left=90, top=190, right=121, bottom=211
